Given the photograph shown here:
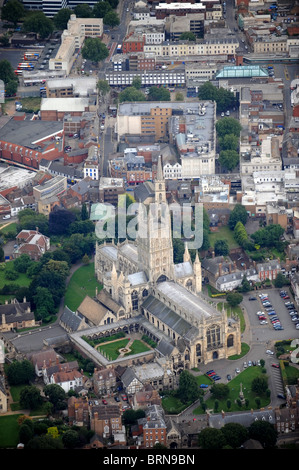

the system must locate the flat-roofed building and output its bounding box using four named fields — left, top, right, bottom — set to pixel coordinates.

left=40, top=97, right=90, bottom=121
left=46, top=77, right=97, bottom=98
left=33, top=175, right=67, bottom=201
left=49, top=14, right=103, bottom=75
